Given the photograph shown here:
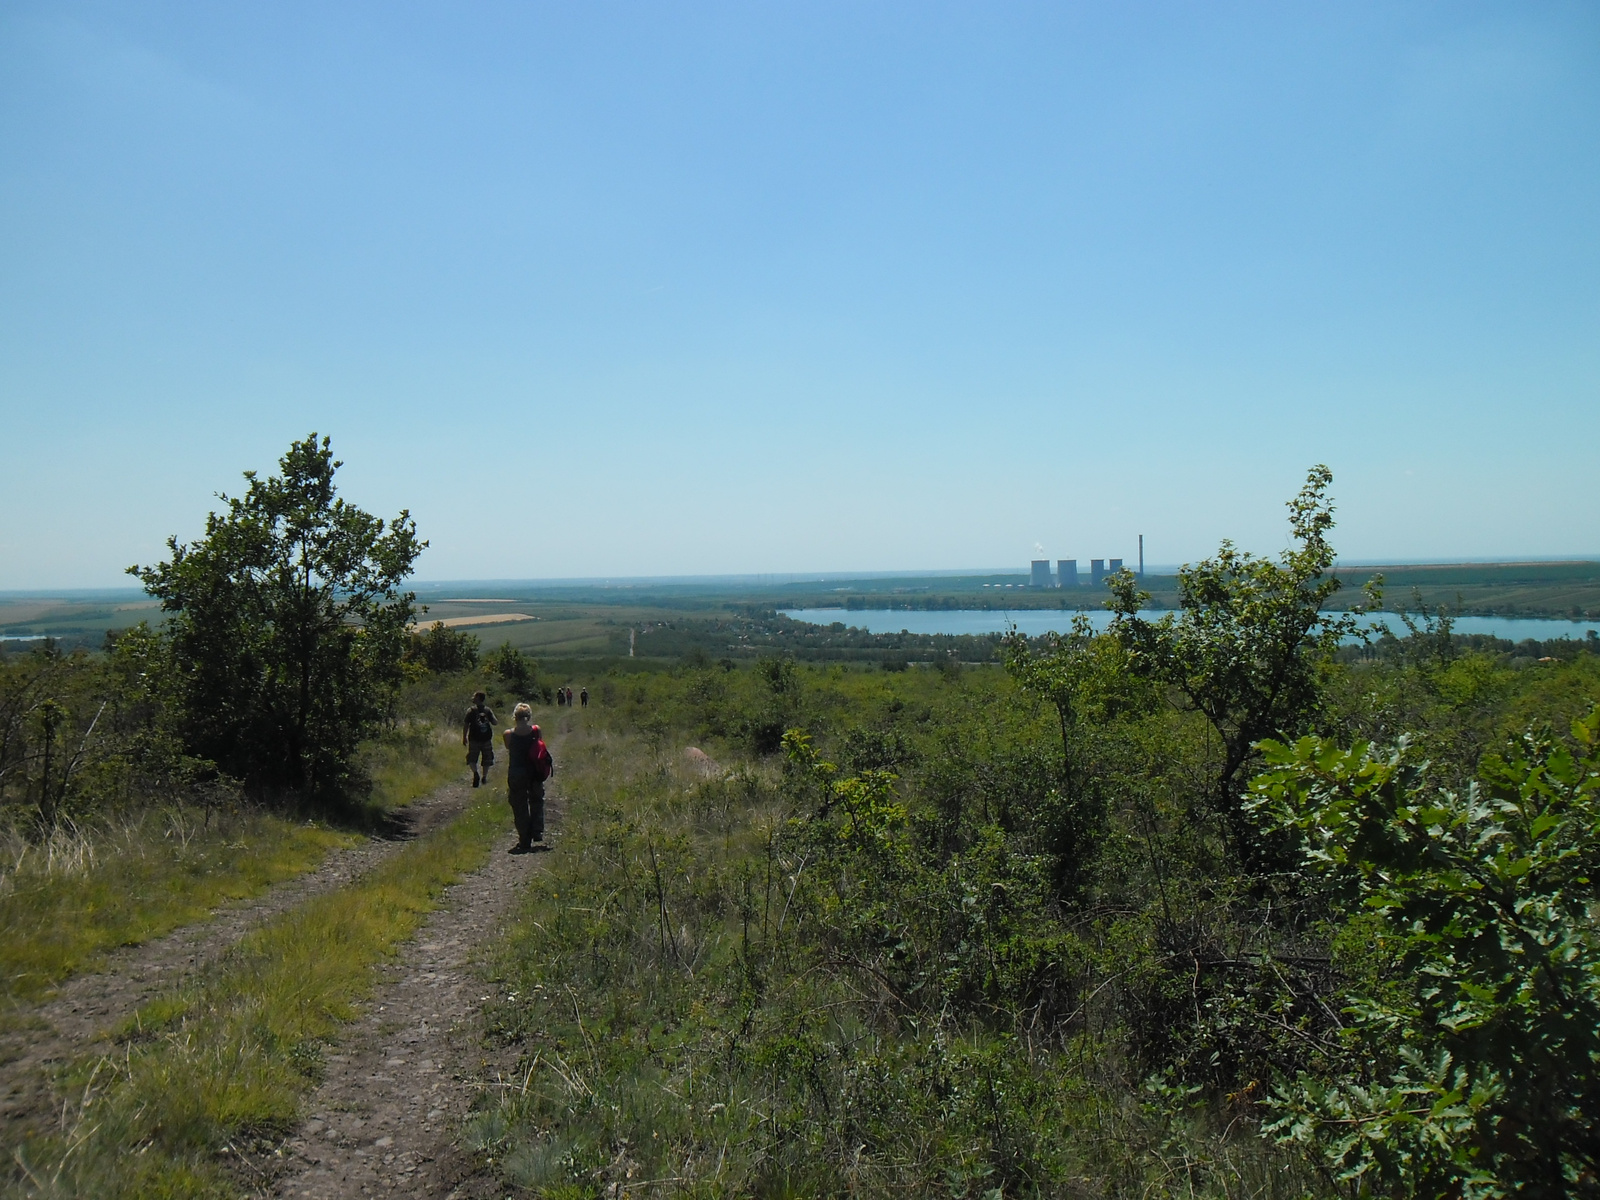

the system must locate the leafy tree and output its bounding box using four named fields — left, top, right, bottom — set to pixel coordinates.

left=1108, top=465, right=1380, bottom=862
left=756, top=654, right=799, bottom=697
left=0, top=642, right=65, bottom=819
left=0, top=632, right=213, bottom=830
left=132, top=435, right=424, bottom=796
left=1000, top=617, right=1156, bottom=901
left=406, top=621, right=481, bottom=674
left=1250, top=708, right=1600, bottom=1199
left=484, top=642, right=539, bottom=697
left=1394, top=589, right=1461, bottom=672
left=1000, top=615, right=1149, bottom=792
